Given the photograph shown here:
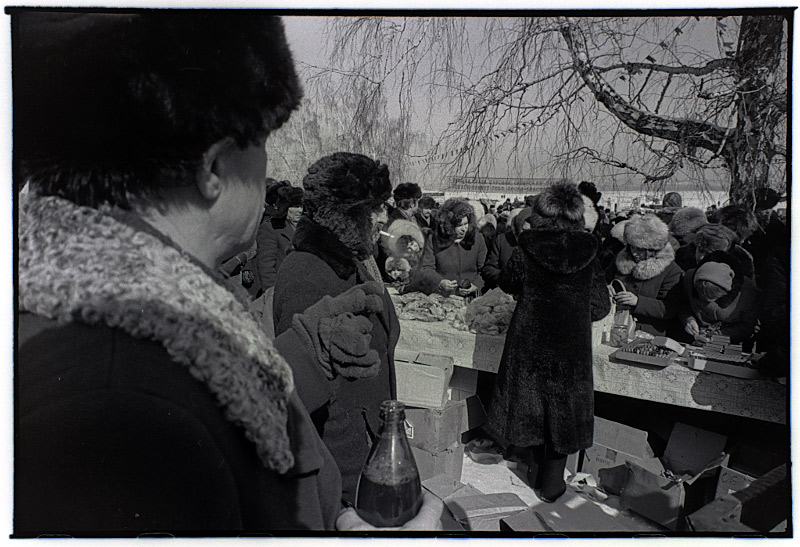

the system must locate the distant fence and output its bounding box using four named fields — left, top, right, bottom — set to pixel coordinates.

left=445, top=176, right=570, bottom=194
